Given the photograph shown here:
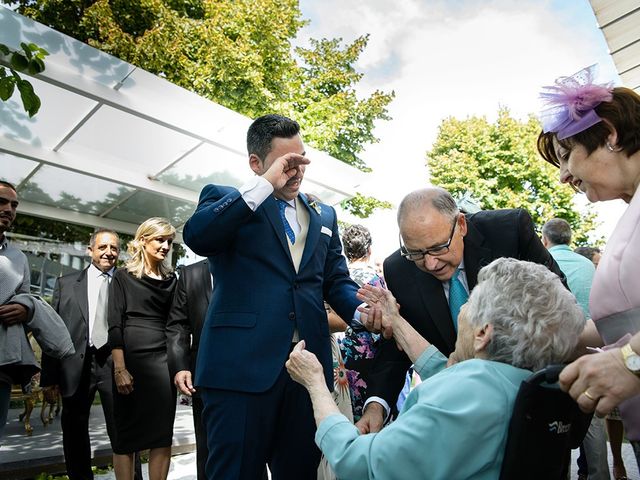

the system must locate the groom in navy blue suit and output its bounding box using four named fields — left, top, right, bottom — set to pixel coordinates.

left=183, top=114, right=362, bottom=480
